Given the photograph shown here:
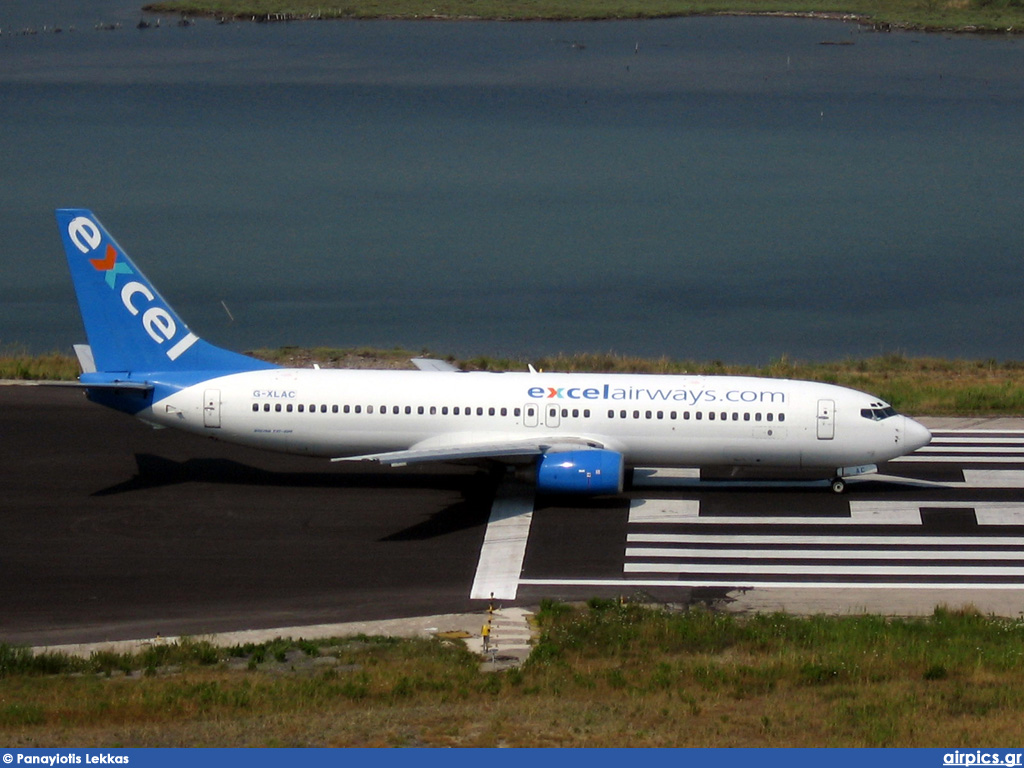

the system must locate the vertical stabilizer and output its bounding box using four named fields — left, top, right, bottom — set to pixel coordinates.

left=56, top=209, right=276, bottom=375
